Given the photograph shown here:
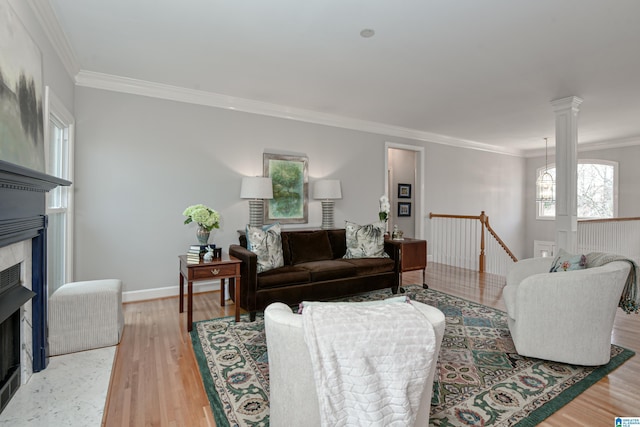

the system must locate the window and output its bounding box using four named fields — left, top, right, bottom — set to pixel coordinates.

left=536, top=160, right=618, bottom=219
left=44, top=87, right=75, bottom=296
